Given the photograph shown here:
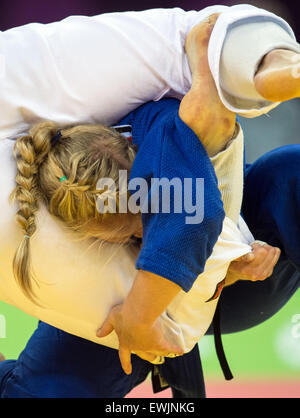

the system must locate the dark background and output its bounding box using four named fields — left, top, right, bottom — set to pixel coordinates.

left=1, top=0, right=300, bottom=162
left=0, top=0, right=298, bottom=36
